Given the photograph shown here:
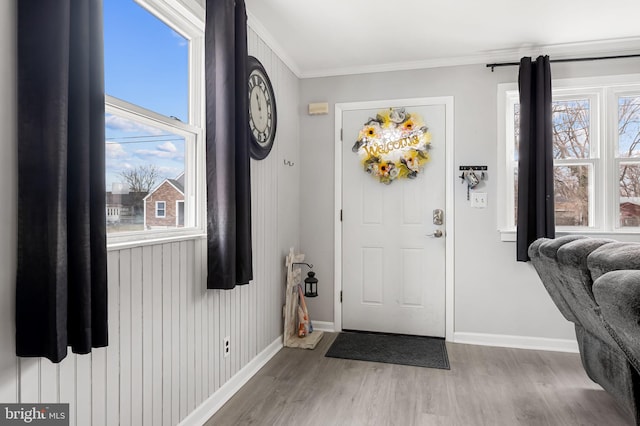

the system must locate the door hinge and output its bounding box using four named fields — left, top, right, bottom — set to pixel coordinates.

left=340, top=291, right=343, bottom=303
left=340, top=209, right=343, bottom=221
